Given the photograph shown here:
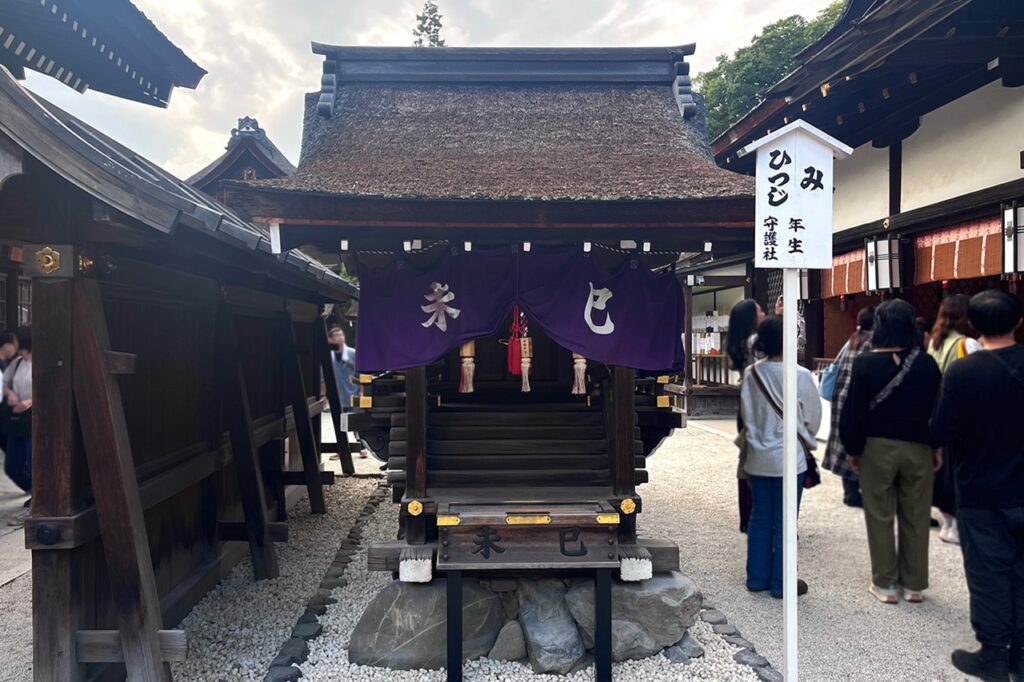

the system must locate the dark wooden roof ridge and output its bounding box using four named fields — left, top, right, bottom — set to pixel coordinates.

left=712, top=0, right=999, bottom=161
left=0, top=0, right=206, bottom=106
left=311, top=43, right=697, bottom=61
left=186, top=133, right=296, bottom=190
left=0, top=66, right=354, bottom=299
